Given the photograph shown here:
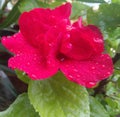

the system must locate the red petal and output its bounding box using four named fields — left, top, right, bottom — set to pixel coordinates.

left=2, top=33, right=59, bottom=79
left=19, top=9, right=51, bottom=48
left=61, top=20, right=104, bottom=61
left=52, top=3, right=71, bottom=18
left=60, top=54, right=113, bottom=88
left=1, top=32, right=33, bottom=54
left=86, top=25, right=104, bottom=54
left=8, top=50, right=59, bottom=80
